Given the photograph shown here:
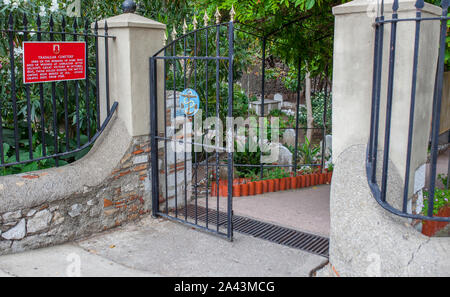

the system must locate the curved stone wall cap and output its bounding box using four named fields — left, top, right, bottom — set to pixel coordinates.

left=0, top=115, right=132, bottom=214
left=93, top=13, right=166, bottom=30
left=333, top=0, right=442, bottom=16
